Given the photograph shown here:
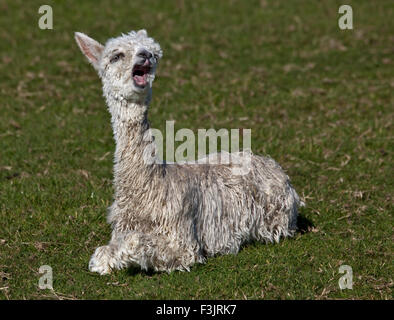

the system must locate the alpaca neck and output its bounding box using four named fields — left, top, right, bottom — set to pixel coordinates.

left=106, top=94, right=162, bottom=202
